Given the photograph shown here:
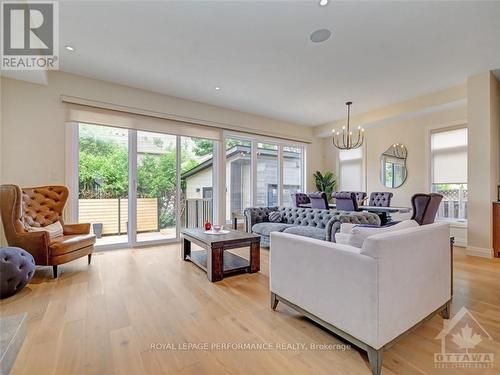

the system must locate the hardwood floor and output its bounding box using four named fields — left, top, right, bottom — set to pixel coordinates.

left=1, top=244, right=499, bottom=375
